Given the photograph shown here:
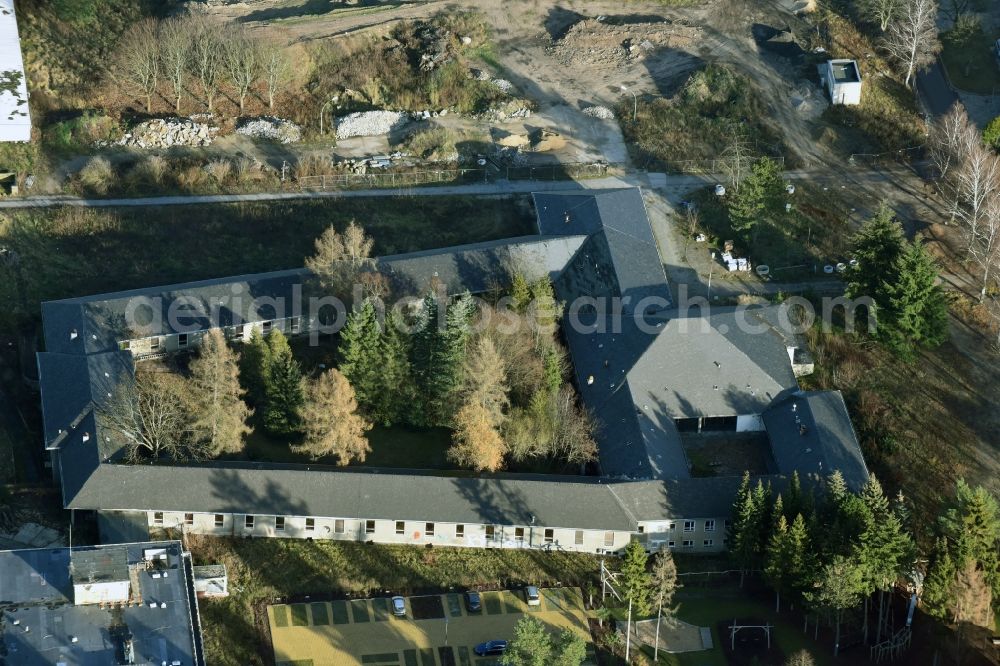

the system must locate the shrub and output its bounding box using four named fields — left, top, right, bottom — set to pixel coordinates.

left=44, top=112, right=119, bottom=154
left=984, top=116, right=1000, bottom=151
left=77, top=156, right=116, bottom=195
left=293, top=154, right=335, bottom=179
left=134, top=155, right=168, bottom=185
left=204, top=159, right=233, bottom=184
